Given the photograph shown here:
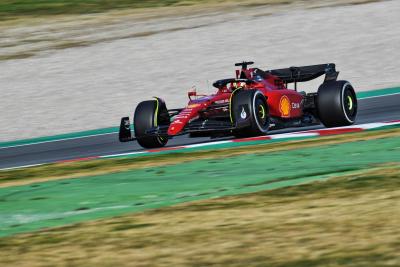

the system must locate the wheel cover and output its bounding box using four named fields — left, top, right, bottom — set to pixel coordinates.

left=258, top=104, right=266, bottom=119
left=343, top=85, right=357, bottom=122
left=254, top=94, right=268, bottom=131
left=347, top=95, right=353, bottom=110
